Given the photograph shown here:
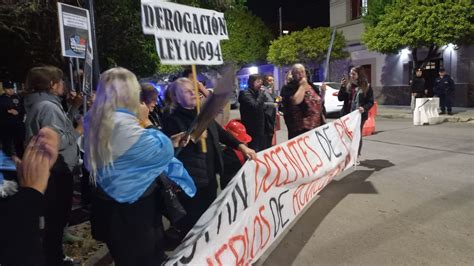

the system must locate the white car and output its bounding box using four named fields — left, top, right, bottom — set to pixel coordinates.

left=313, top=82, right=344, bottom=114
